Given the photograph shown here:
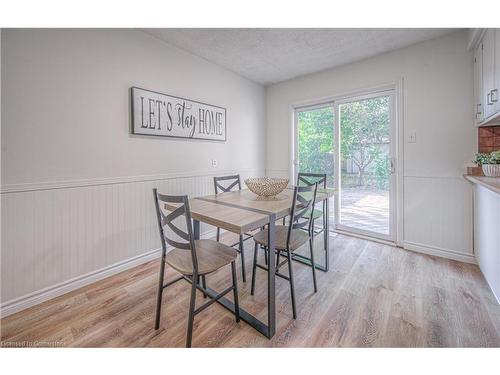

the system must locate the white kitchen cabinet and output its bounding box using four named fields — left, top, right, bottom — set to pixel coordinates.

left=473, top=28, right=500, bottom=126
left=474, top=44, right=484, bottom=123
left=496, top=28, right=500, bottom=112
left=474, top=183, right=500, bottom=304
left=482, top=29, right=497, bottom=119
